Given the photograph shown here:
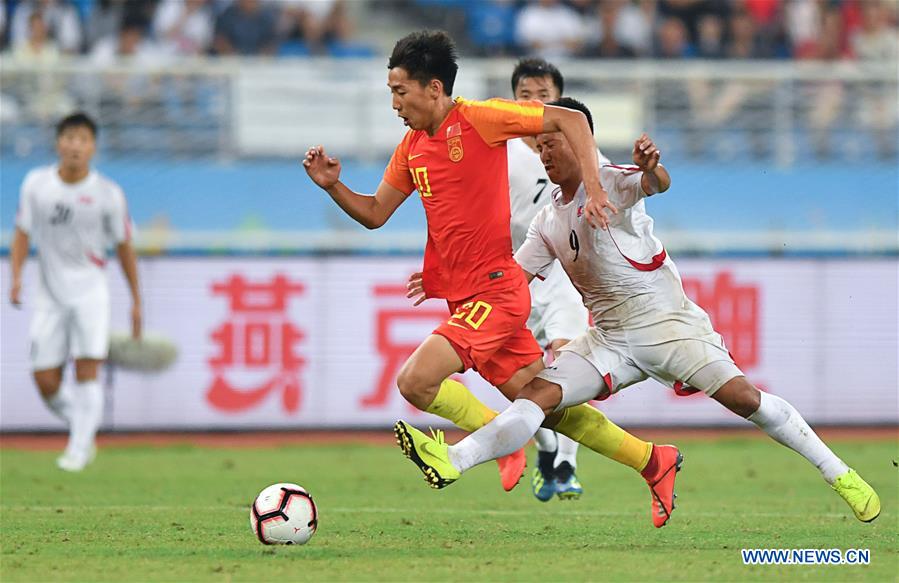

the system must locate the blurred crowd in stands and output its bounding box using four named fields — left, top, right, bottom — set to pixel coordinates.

left=452, top=0, right=898, bottom=60
left=1, top=0, right=895, bottom=62
left=0, top=0, right=370, bottom=61
left=0, top=0, right=895, bottom=162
